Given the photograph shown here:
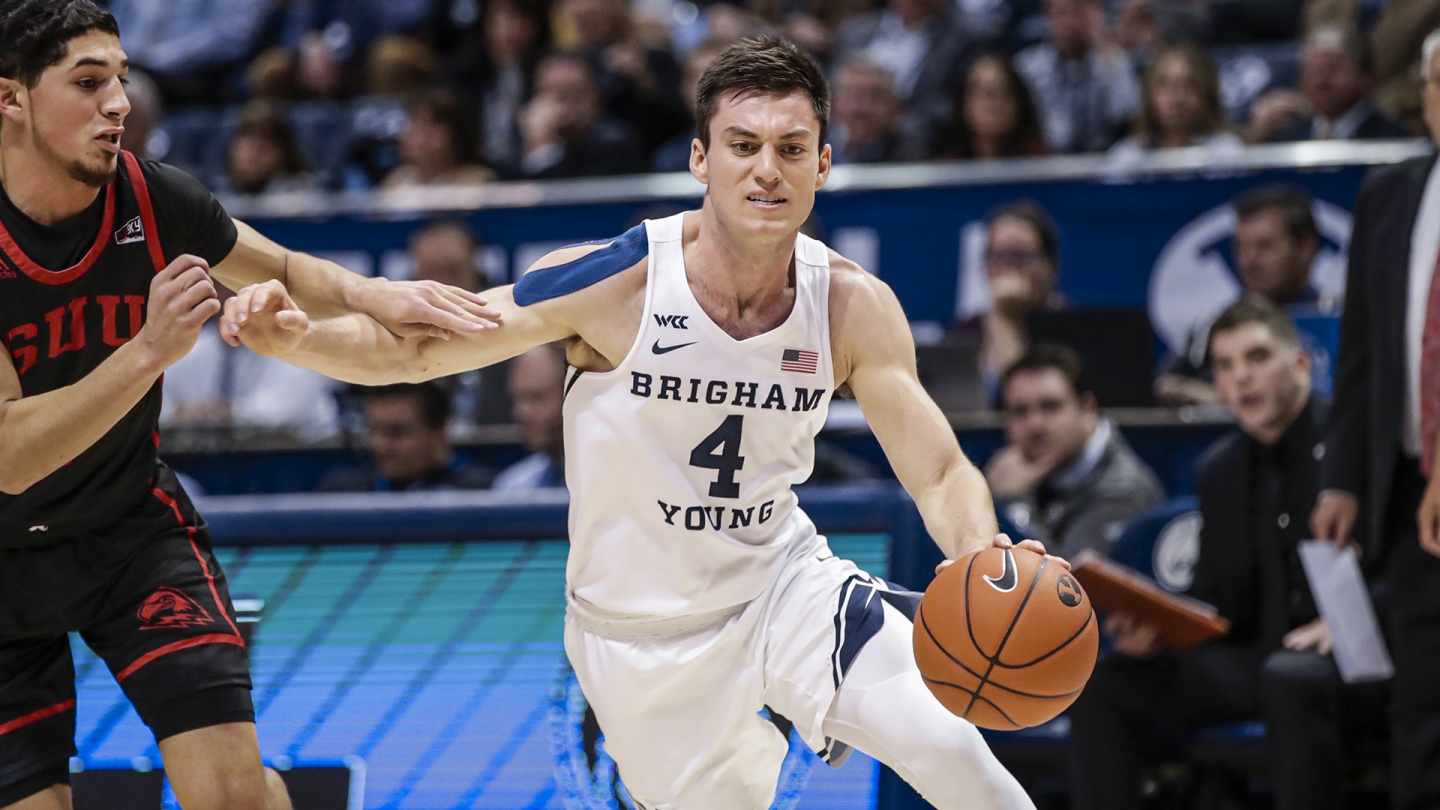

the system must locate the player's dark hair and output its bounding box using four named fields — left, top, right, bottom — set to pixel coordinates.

left=986, top=200, right=1060, bottom=268
left=999, top=342, right=1092, bottom=408
left=694, top=36, right=830, bottom=149
left=0, top=0, right=119, bottom=88
left=366, top=382, right=452, bottom=430
left=1233, top=184, right=1318, bottom=245
left=1208, top=294, right=1303, bottom=352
